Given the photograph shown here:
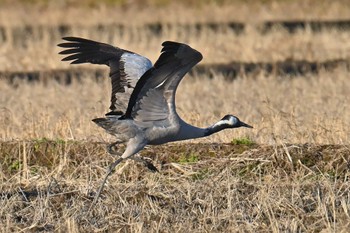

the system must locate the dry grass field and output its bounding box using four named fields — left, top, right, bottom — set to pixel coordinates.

left=1, top=25, right=350, bottom=72
left=1, top=69, right=350, bottom=144
left=1, top=0, right=350, bottom=232
left=1, top=141, right=349, bottom=232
